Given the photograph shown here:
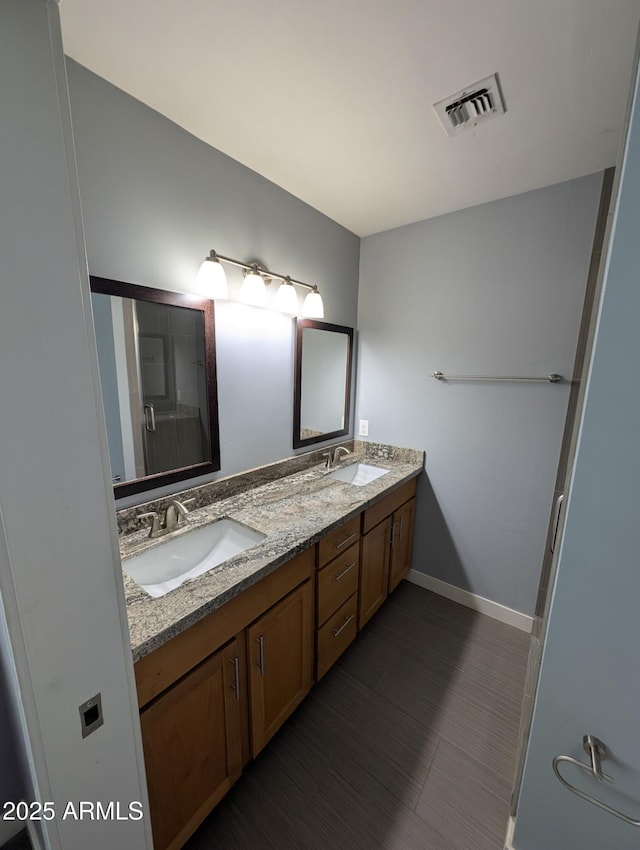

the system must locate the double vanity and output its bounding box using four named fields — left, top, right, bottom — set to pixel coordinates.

left=118, top=441, right=423, bottom=850
left=91, top=274, right=424, bottom=849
